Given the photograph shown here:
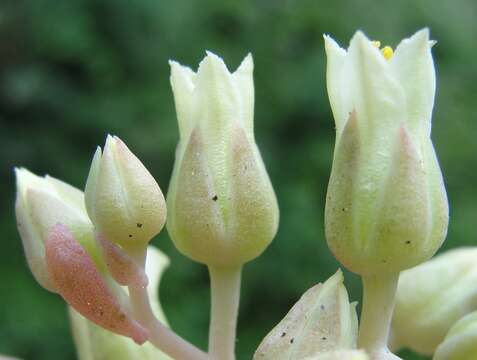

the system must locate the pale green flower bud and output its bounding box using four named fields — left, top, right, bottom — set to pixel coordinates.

left=390, top=247, right=477, bottom=355
left=15, top=168, right=149, bottom=343
left=14, top=167, right=97, bottom=292
left=324, top=29, right=448, bottom=276
left=254, top=270, right=358, bottom=360
left=434, top=312, right=477, bottom=360
left=85, top=135, right=166, bottom=248
left=167, top=52, right=279, bottom=267
left=69, top=246, right=171, bottom=360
